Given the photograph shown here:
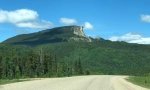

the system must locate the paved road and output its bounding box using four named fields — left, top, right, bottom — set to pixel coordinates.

left=0, top=75, right=149, bottom=90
